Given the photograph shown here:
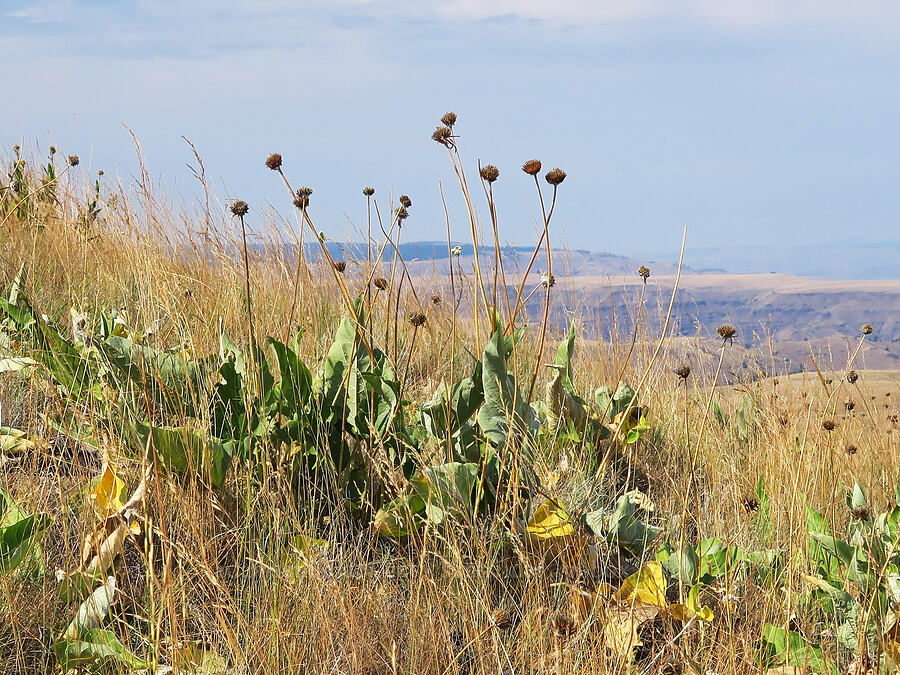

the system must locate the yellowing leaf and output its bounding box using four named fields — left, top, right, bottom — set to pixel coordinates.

left=666, top=583, right=714, bottom=622
left=615, top=561, right=667, bottom=607
left=526, top=500, right=575, bottom=541
left=88, top=465, right=125, bottom=517
left=174, top=642, right=228, bottom=673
